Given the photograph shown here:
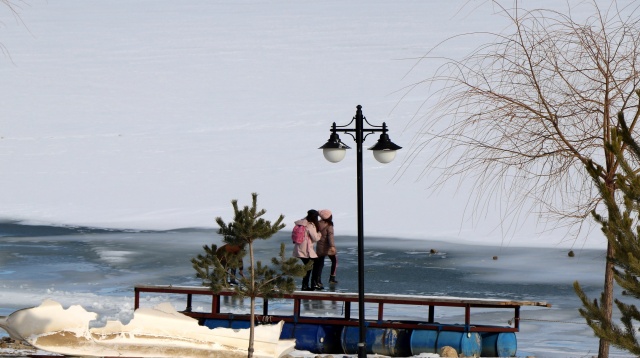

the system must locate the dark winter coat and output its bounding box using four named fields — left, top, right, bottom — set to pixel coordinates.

left=315, top=220, right=335, bottom=256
